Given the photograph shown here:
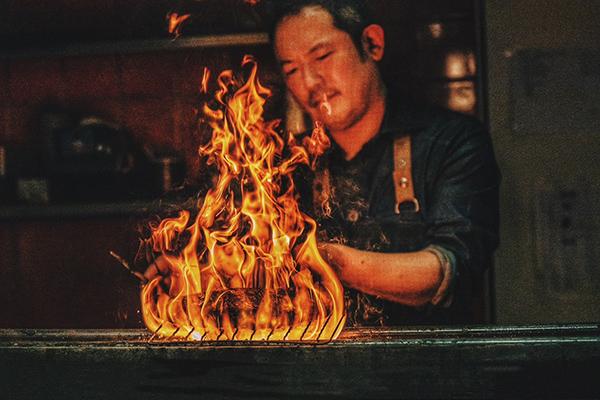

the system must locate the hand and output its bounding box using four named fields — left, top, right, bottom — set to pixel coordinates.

left=318, top=242, right=355, bottom=284
left=143, top=254, right=176, bottom=287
